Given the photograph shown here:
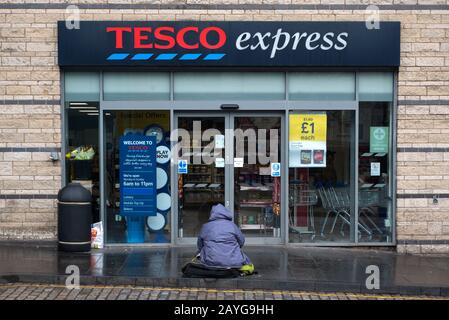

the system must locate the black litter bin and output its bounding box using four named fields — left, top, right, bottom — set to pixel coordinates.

left=57, top=183, right=92, bottom=252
